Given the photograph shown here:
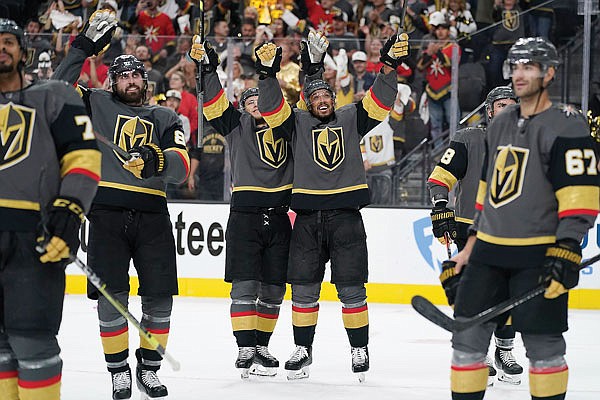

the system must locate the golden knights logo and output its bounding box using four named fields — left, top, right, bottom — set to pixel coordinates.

left=256, top=127, right=287, bottom=168
left=113, top=115, right=154, bottom=162
left=313, top=126, right=344, bottom=171
left=0, top=103, right=35, bottom=171
left=369, top=135, right=384, bottom=153
left=502, top=10, right=519, bottom=32
left=489, top=145, right=529, bottom=208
